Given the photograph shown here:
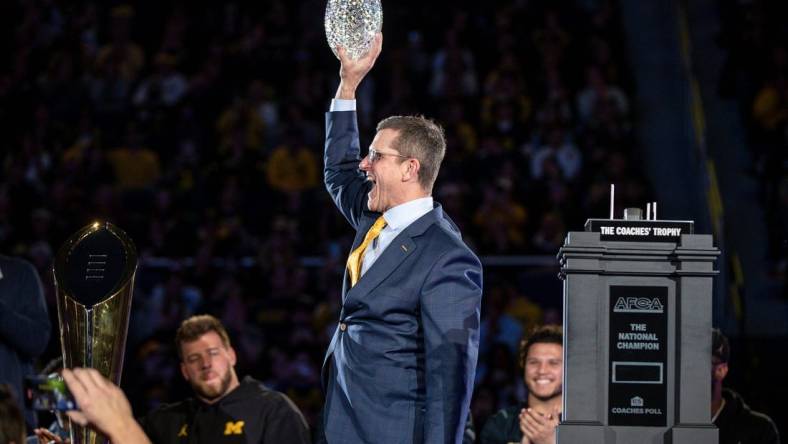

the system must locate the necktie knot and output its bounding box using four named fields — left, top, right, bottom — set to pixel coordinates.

left=347, top=216, right=387, bottom=286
